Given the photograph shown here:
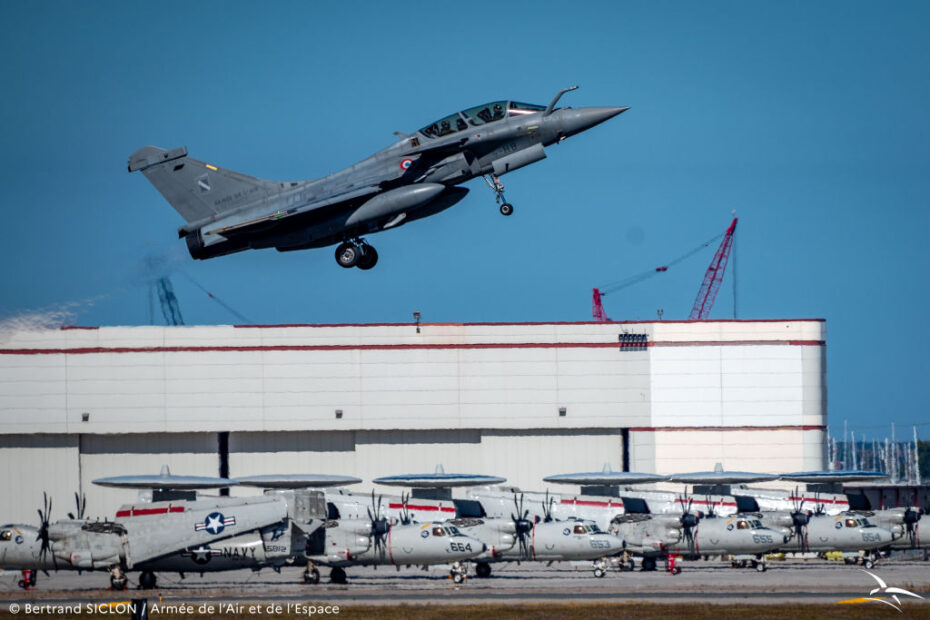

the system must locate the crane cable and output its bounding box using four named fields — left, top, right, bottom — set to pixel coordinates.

left=176, top=271, right=255, bottom=325
left=598, top=229, right=727, bottom=296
